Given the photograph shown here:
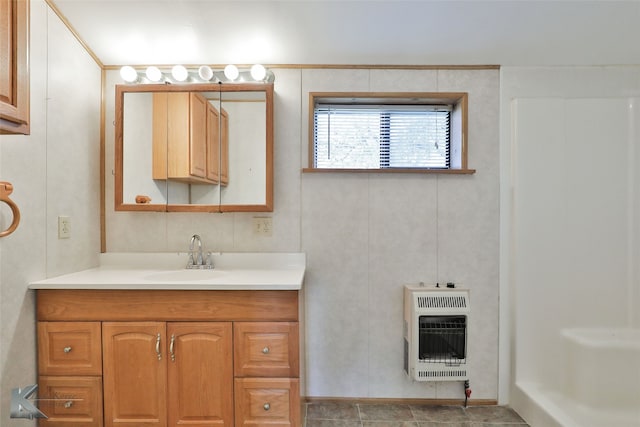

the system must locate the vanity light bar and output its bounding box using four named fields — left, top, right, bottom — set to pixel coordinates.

left=119, top=64, right=275, bottom=84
